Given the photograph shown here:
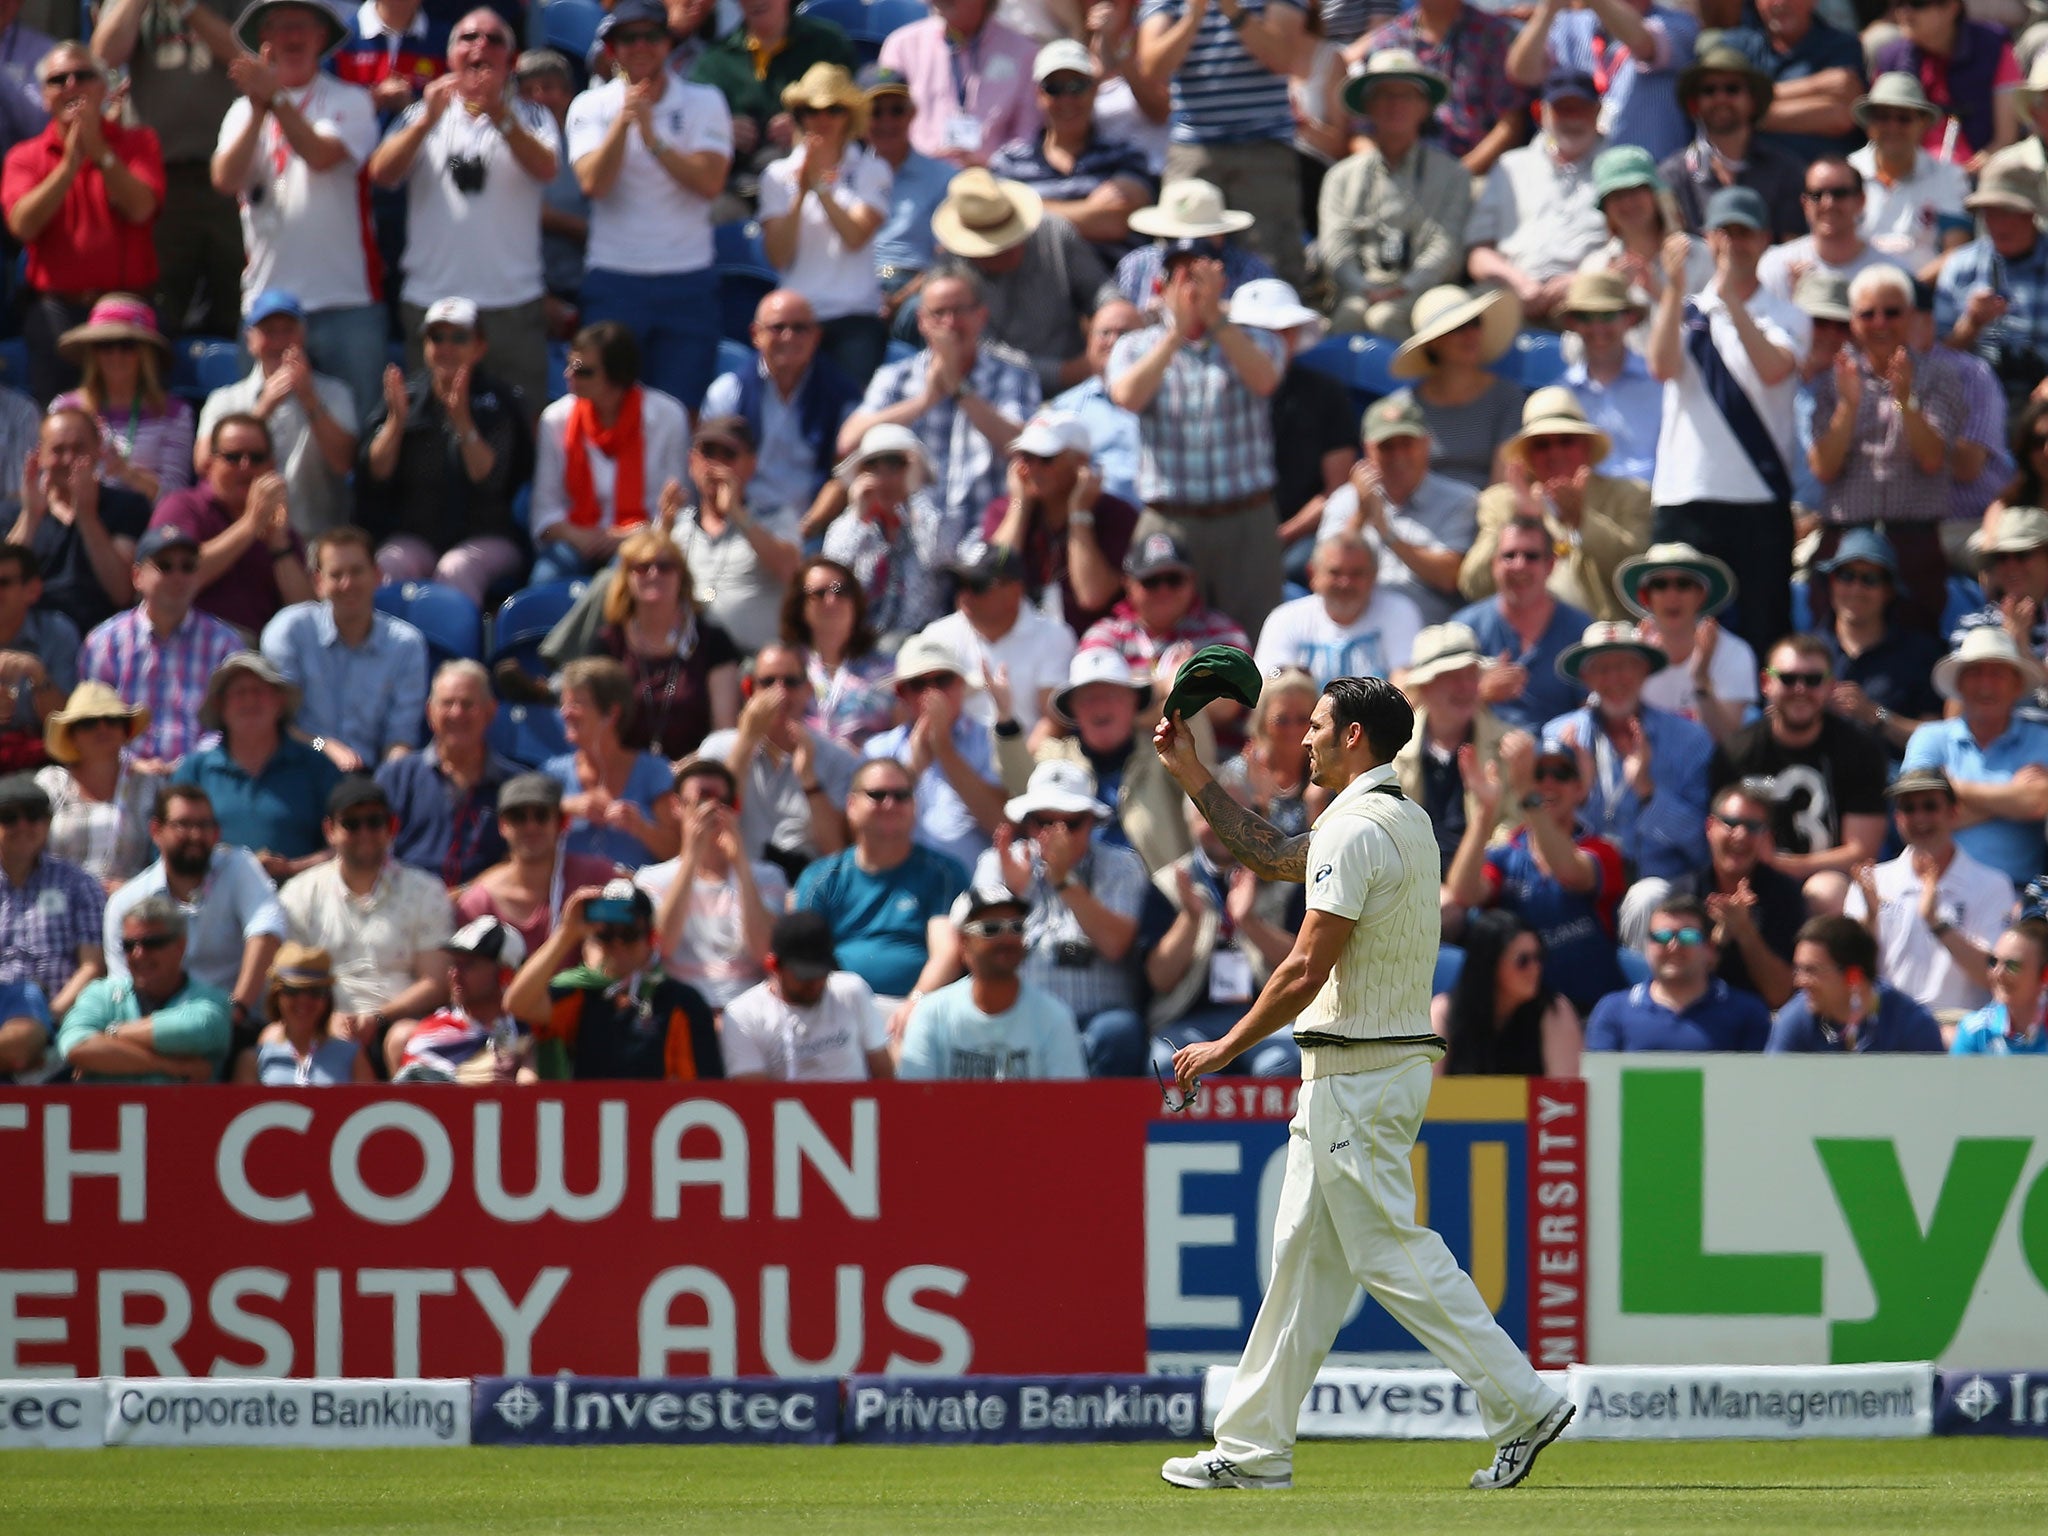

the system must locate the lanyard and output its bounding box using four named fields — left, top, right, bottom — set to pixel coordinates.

left=946, top=32, right=980, bottom=110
